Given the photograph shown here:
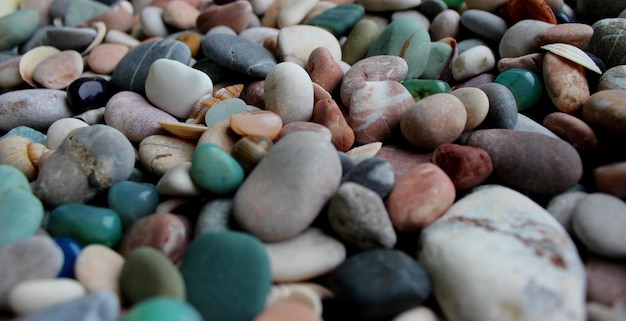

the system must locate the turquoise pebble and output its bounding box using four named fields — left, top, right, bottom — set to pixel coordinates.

left=494, top=68, right=543, bottom=111
left=402, top=79, right=451, bottom=101
left=306, top=4, right=365, bottom=37
left=180, top=231, right=271, bottom=321
left=420, top=41, right=453, bottom=80
left=367, top=18, right=431, bottom=80
left=2, top=126, right=47, bottom=145
left=0, top=9, right=40, bottom=51
left=0, top=164, right=31, bottom=193
left=119, top=297, right=203, bottom=321
left=108, top=181, right=160, bottom=230
left=54, top=237, right=83, bottom=279
left=191, top=143, right=244, bottom=194
left=48, top=204, right=122, bottom=247
left=0, top=187, right=44, bottom=247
